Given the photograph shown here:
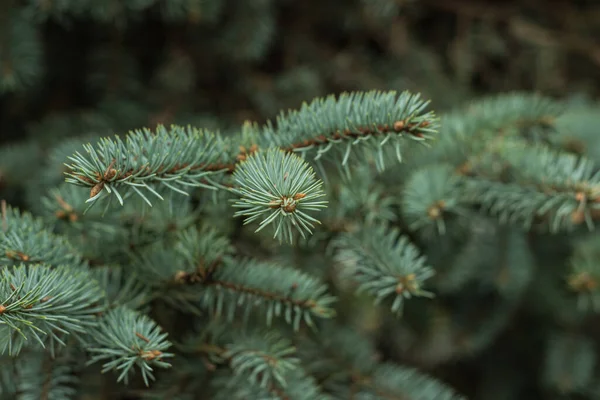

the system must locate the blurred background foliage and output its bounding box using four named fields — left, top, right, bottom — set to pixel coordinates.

left=1, top=0, right=599, bottom=149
